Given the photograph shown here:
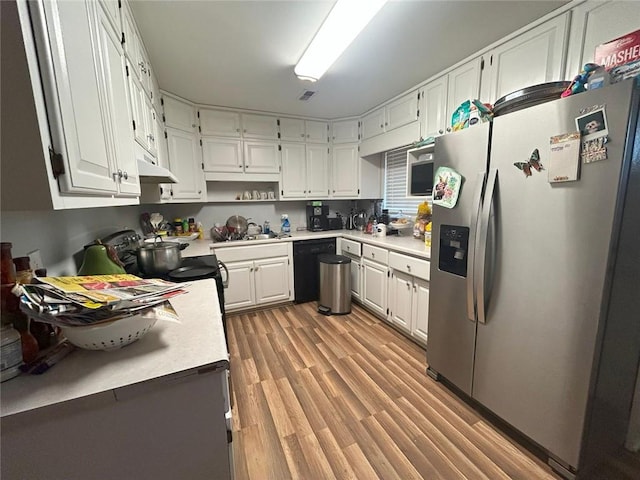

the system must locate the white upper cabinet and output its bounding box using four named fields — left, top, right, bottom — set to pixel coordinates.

left=306, top=144, right=330, bottom=198
left=420, top=75, right=448, bottom=139
left=95, top=2, right=139, bottom=195
left=445, top=58, right=482, bottom=134
left=199, top=109, right=241, bottom=137
left=385, top=91, right=419, bottom=131
left=331, top=119, right=359, bottom=144
left=202, top=138, right=243, bottom=173
left=34, top=0, right=146, bottom=196
left=280, top=143, right=329, bottom=199
left=163, top=95, right=198, bottom=133
left=166, top=127, right=205, bottom=201
left=241, top=113, right=279, bottom=139
left=331, top=143, right=359, bottom=197
left=361, top=107, right=385, bottom=140
left=565, top=1, right=640, bottom=80
left=279, top=118, right=328, bottom=143
left=243, top=140, right=280, bottom=174
left=280, top=143, right=307, bottom=197
left=279, top=118, right=306, bottom=142
left=361, top=90, right=419, bottom=140
left=481, top=13, right=569, bottom=104
left=97, top=0, right=119, bottom=34
left=305, top=120, right=329, bottom=143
